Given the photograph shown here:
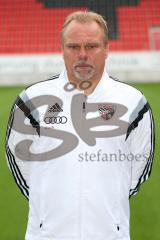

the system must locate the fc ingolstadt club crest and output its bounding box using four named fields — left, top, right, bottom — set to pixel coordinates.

left=98, top=104, right=115, bottom=120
